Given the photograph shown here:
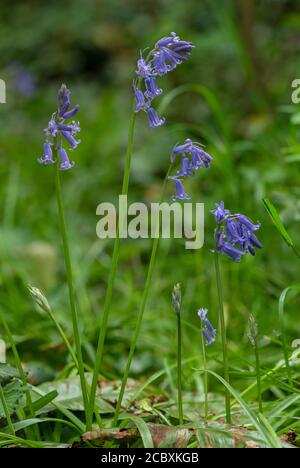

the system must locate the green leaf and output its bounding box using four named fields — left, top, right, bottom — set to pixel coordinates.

left=195, top=426, right=235, bottom=448
left=0, top=364, right=20, bottom=383
left=31, top=386, right=85, bottom=433
left=204, top=370, right=282, bottom=448
left=154, top=426, right=190, bottom=449
left=1, top=416, right=80, bottom=435
left=119, top=415, right=154, bottom=448
left=0, top=379, right=23, bottom=418
left=25, top=390, right=58, bottom=414
left=262, top=198, right=294, bottom=247
left=39, top=376, right=114, bottom=414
